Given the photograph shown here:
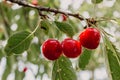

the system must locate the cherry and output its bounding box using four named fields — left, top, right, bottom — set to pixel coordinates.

left=23, top=67, right=28, bottom=72
left=61, top=38, right=82, bottom=58
left=31, top=0, right=38, bottom=6
left=42, top=39, right=62, bottom=60
left=62, top=14, right=67, bottom=21
left=79, top=27, right=100, bottom=49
